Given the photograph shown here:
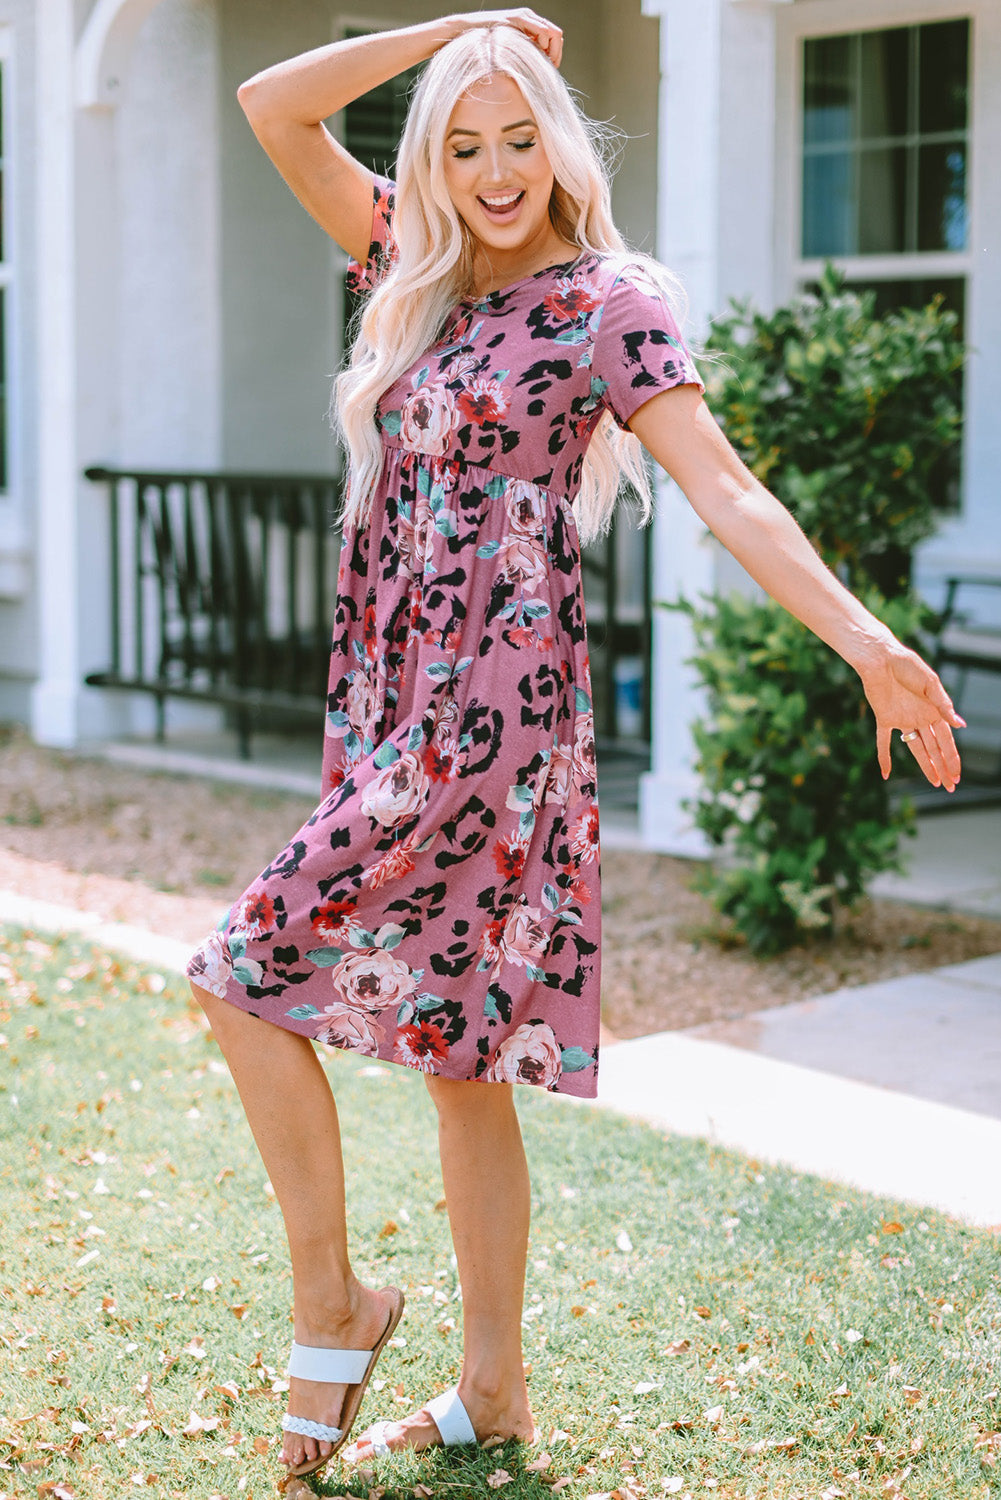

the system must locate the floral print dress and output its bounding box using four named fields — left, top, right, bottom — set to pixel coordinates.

left=187, top=177, right=702, bottom=1098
